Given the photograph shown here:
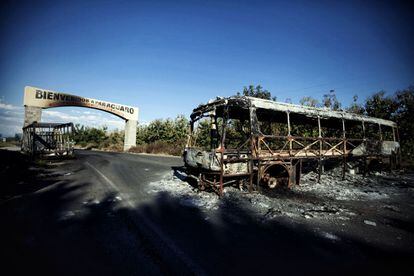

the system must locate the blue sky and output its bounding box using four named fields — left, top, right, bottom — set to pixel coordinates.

left=0, top=0, right=413, bottom=136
